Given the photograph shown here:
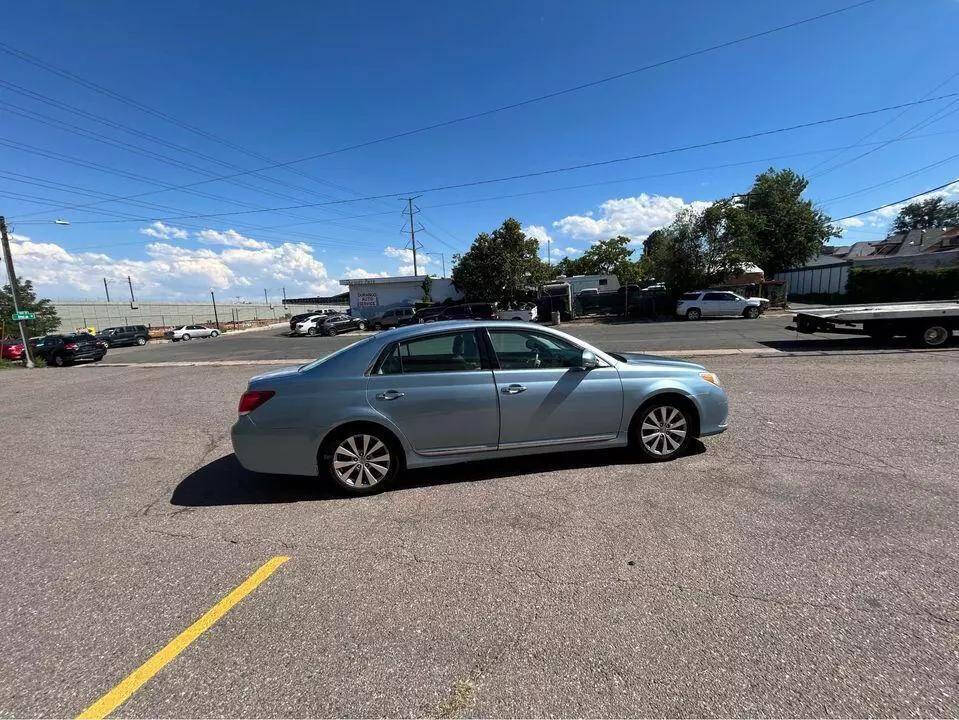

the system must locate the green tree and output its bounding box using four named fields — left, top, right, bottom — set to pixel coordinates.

left=890, top=197, right=959, bottom=233
left=451, top=218, right=550, bottom=306
left=645, top=208, right=710, bottom=297
left=553, top=236, right=646, bottom=285
left=729, top=168, right=838, bottom=277
left=420, top=274, right=433, bottom=302
left=0, top=276, right=60, bottom=337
